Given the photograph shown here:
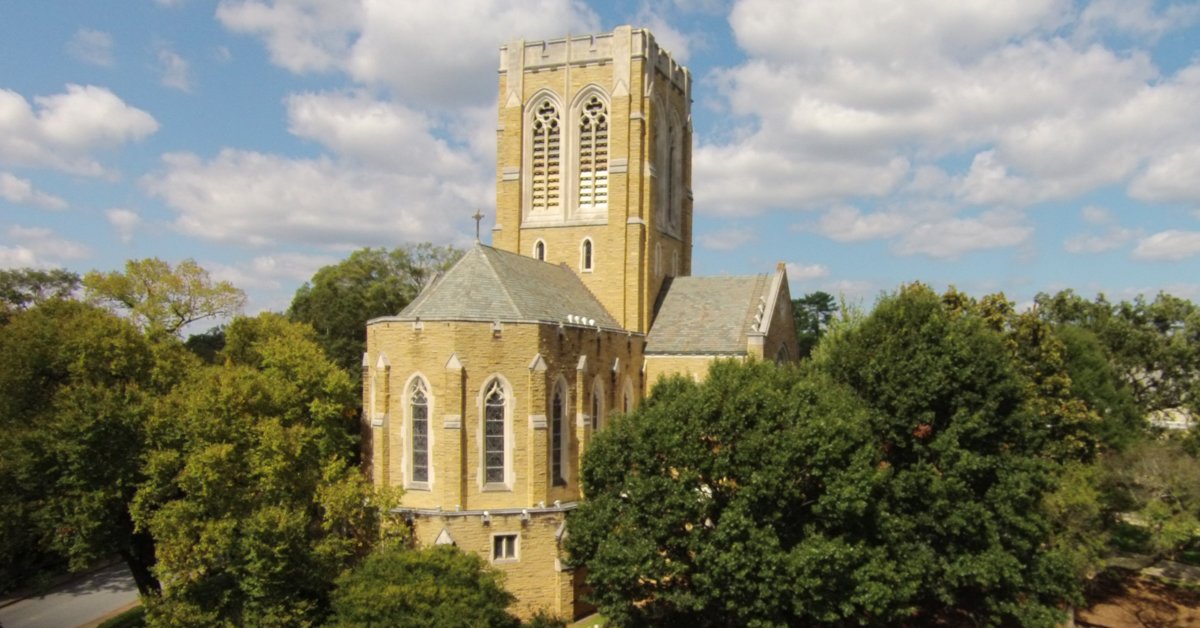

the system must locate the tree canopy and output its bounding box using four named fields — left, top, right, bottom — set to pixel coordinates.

left=83, top=258, right=245, bottom=336
left=329, top=545, right=518, bottom=627
left=288, top=244, right=462, bottom=375
left=792, top=290, right=837, bottom=358
left=570, top=285, right=1078, bottom=626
